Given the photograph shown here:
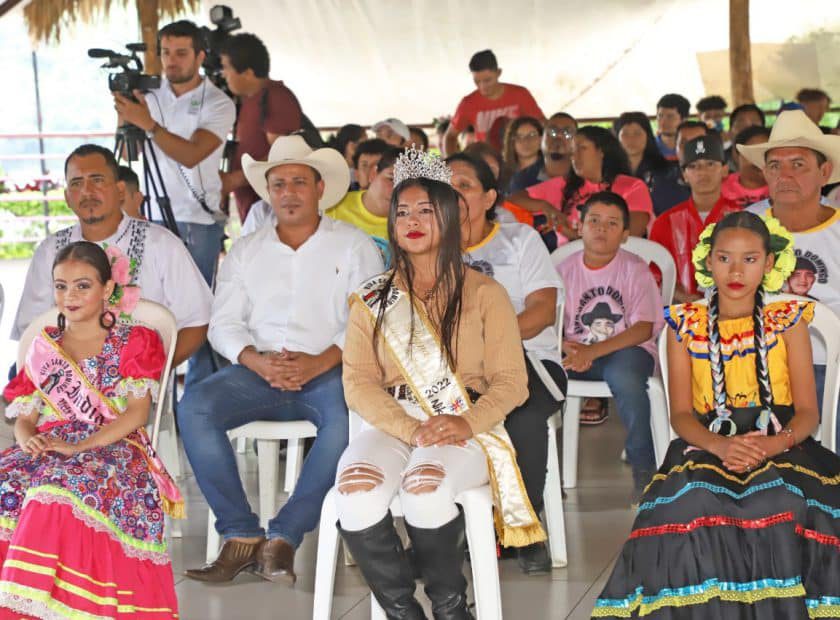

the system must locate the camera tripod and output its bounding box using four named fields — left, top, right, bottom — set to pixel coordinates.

left=114, top=123, right=179, bottom=236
